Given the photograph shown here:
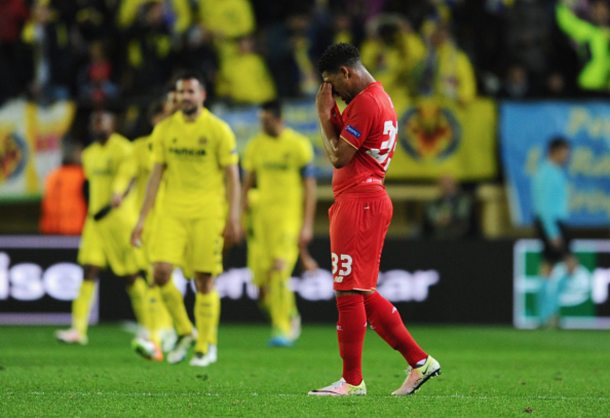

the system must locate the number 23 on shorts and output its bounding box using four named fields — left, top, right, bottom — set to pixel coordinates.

left=332, top=253, right=352, bottom=283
